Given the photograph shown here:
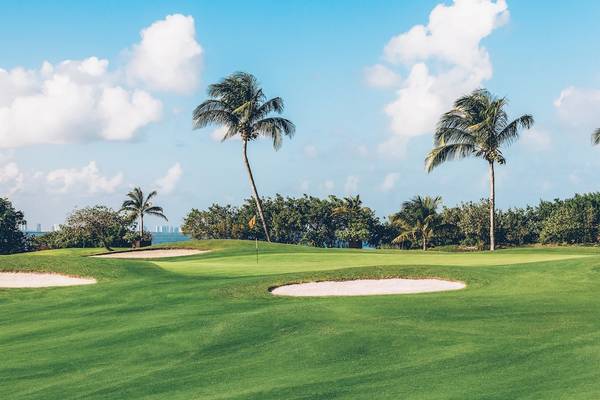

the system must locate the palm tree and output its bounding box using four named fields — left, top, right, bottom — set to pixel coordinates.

left=332, top=195, right=364, bottom=217
left=391, top=195, right=442, bottom=251
left=425, top=89, right=534, bottom=251
left=192, top=72, right=295, bottom=242
left=121, top=187, right=167, bottom=246
left=592, top=128, right=600, bottom=146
